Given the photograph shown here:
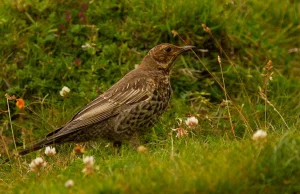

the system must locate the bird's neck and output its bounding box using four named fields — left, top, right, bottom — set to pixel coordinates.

left=139, top=55, right=170, bottom=75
